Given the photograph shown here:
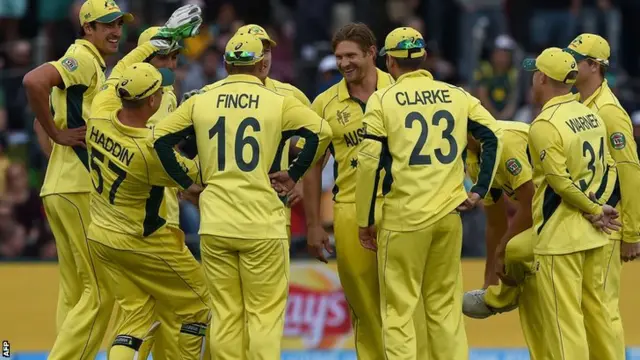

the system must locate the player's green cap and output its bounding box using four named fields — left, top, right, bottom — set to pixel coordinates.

left=79, top=0, right=133, bottom=26
left=379, top=27, right=426, bottom=59
left=116, top=63, right=175, bottom=101
left=523, top=47, right=578, bottom=84
left=236, top=24, right=276, bottom=47
left=564, top=33, right=610, bottom=67
left=138, top=26, right=183, bottom=55
left=224, top=33, right=264, bottom=66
